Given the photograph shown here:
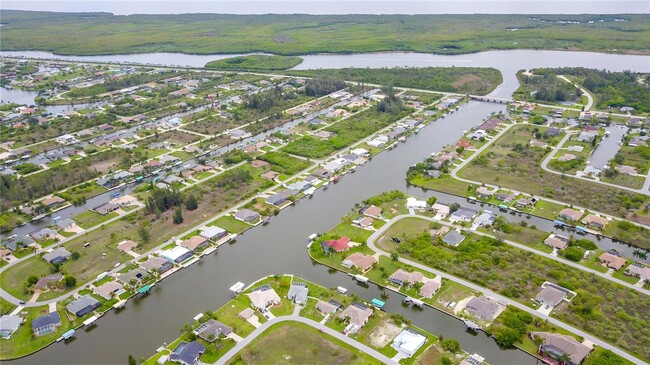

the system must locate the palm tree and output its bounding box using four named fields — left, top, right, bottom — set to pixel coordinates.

left=633, top=249, right=648, bottom=261
left=558, top=353, right=572, bottom=365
